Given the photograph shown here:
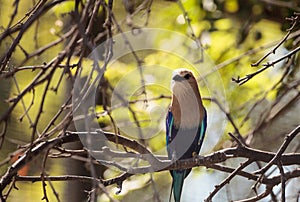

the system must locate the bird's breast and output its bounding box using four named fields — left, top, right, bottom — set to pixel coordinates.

left=171, top=96, right=204, bottom=129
